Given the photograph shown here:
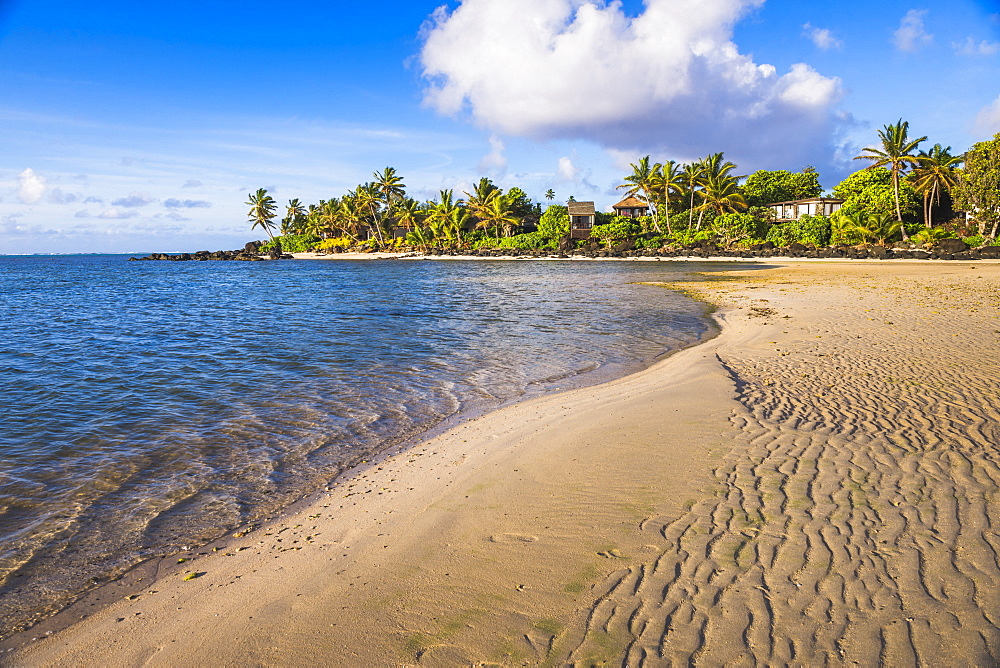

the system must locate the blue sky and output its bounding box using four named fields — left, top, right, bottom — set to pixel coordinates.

left=1, top=0, right=998, bottom=253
